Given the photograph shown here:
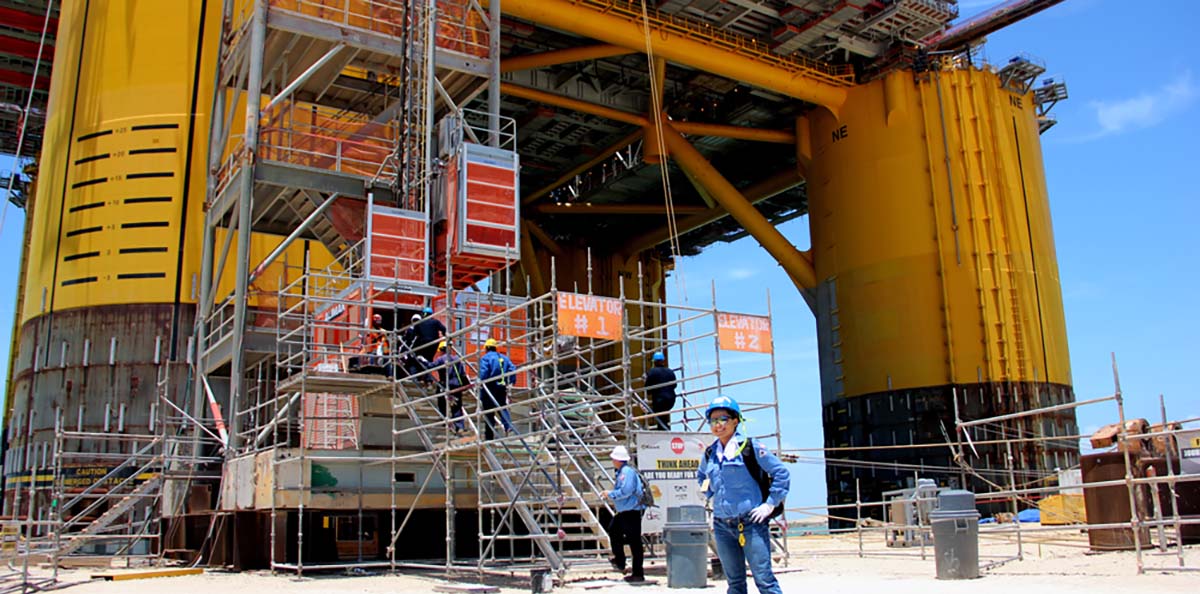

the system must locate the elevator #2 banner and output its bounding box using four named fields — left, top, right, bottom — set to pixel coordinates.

left=635, top=431, right=711, bottom=535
